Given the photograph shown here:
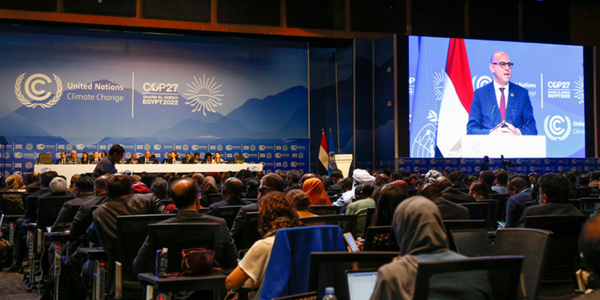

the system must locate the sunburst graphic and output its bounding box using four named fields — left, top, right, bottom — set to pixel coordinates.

left=184, top=74, right=224, bottom=116
left=574, top=76, right=584, bottom=104
left=433, top=71, right=444, bottom=101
